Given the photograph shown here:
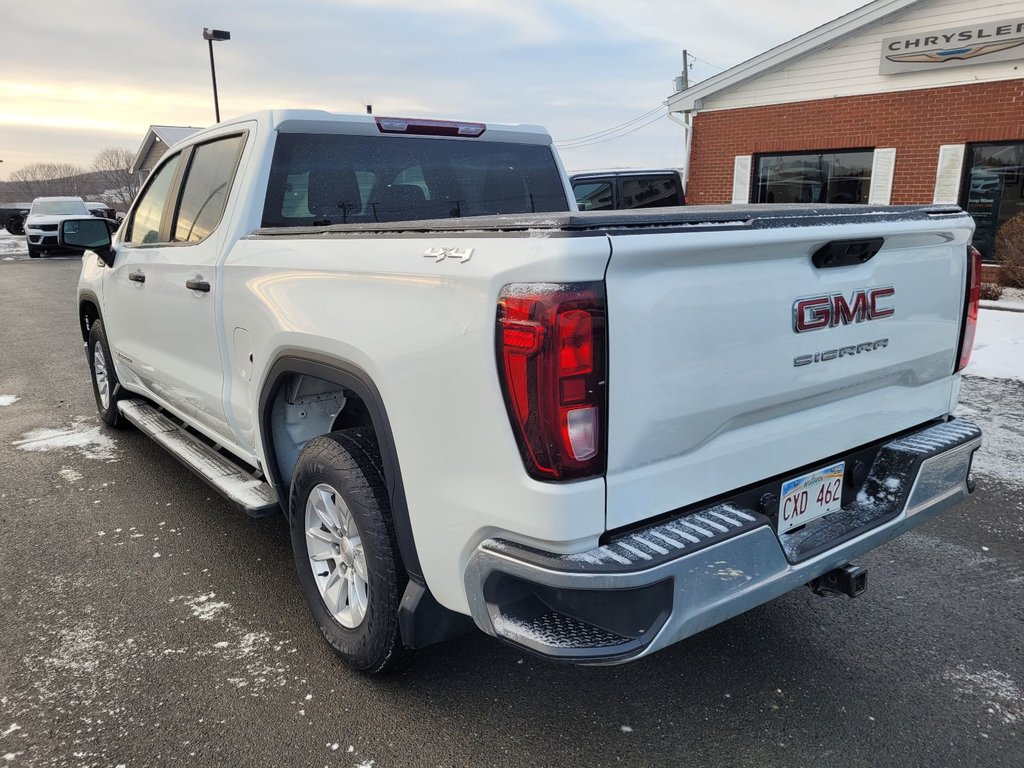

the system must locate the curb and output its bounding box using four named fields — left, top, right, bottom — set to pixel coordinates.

left=980, top=301, right=1024, bottom=314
